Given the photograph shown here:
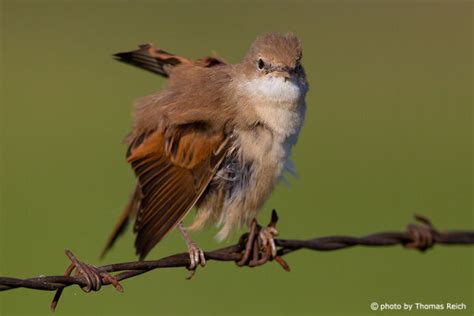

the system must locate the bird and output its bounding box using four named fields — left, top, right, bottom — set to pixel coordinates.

left=101, top=33, right=309, bottom=269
